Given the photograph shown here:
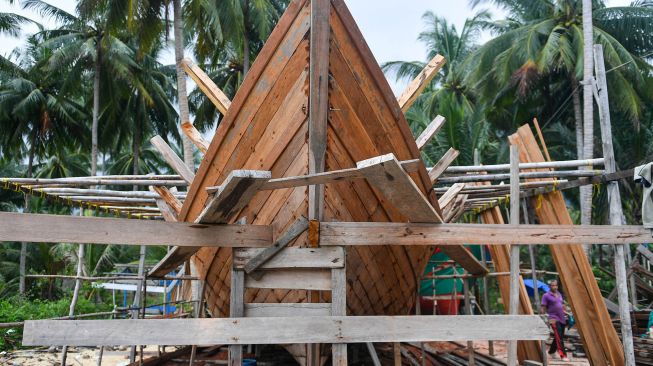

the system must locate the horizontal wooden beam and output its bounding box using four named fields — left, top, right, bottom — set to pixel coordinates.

left=234, top=247, right=345, bottom=270
left=244, top=303, right=332, bottom=317
left=0, top=212, right=271, bottom=248
left=23, top=315, right=547, bottom=346
left=205, top=159, right=422, bottom=194
left=244, top=269, right=332, bottom=290
left=320, top=222, right=653, bottom=246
